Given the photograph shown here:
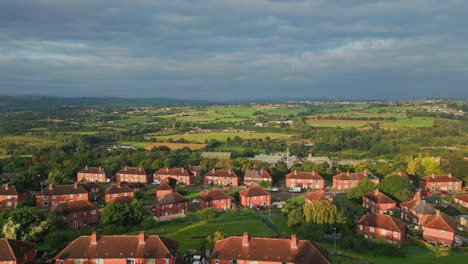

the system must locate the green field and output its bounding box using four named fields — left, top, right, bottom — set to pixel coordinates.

left=118, top=141, right=149, bottom=148
left=151, top=132, right=292, bottom=143
left=0, top=135, right=55, bottom=146
left=381, top=117, right=434, bottom=128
